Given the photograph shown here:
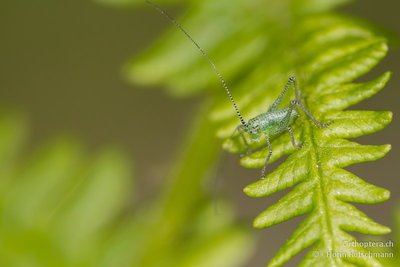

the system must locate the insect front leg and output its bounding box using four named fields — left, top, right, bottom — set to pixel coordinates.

left=261, top=135, right=272, bottom=179
left=232, top=125, right=252, bottom=156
